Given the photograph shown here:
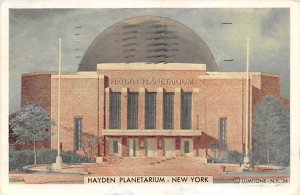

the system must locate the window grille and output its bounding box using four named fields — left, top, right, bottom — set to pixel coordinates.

left=184, top=141, right=189, bottom=153
left=110, top=92, right=121, bottom=129
left=127, top=92, right=139, bottom=129
left=145, top=92, right=156, bottom=129
left=219, top=117, right=227, bottom=148
left=74, top=117, right=82, bottom=150
left=163, top=92, right=174, bottom=129
left=181, top=92, right=192, bottom=129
